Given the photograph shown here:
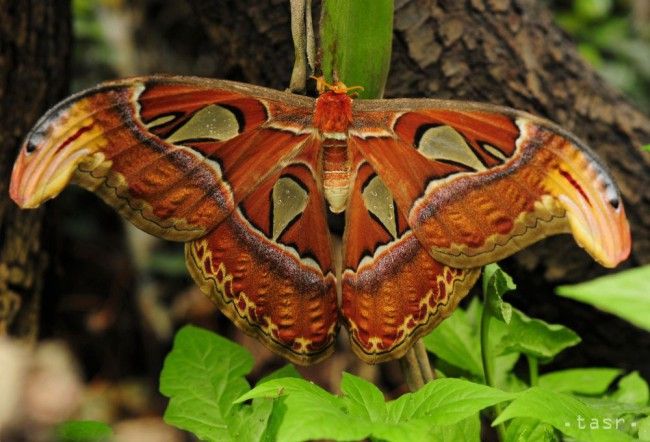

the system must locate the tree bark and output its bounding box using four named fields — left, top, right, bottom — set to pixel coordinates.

left=0, top=1, right=71, bottom=339
left=185, top=0, right=650, bottom=375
